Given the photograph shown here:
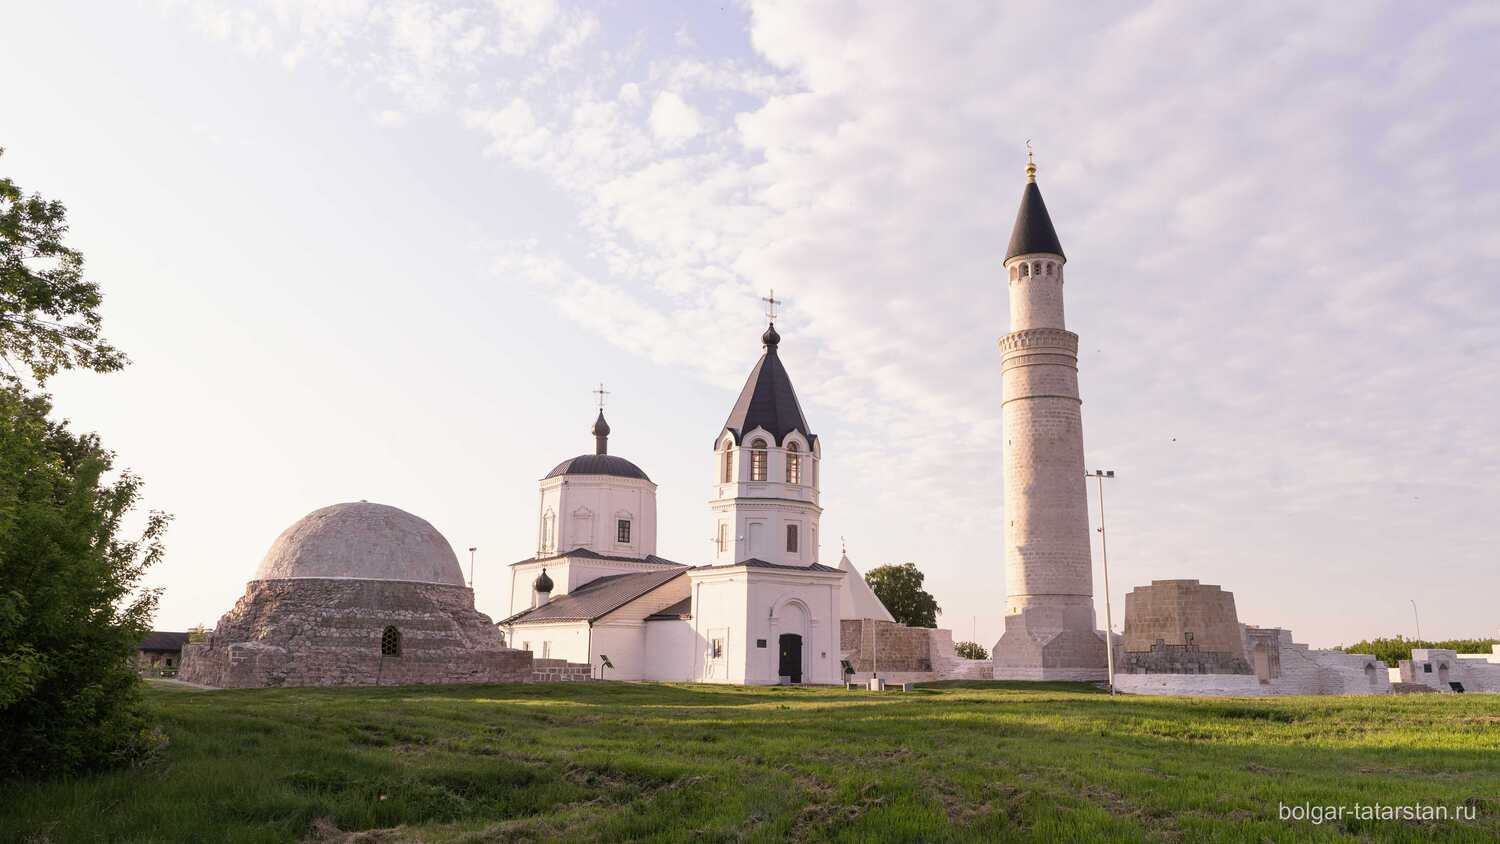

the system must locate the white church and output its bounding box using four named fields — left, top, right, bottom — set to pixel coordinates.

left=499, top=319, right=894, bottom=684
